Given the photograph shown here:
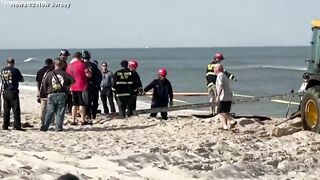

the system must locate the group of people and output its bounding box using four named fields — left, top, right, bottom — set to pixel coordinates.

left=0, top=50, right=237, bottom=131
left=0, top=49, right=174, bottom=131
